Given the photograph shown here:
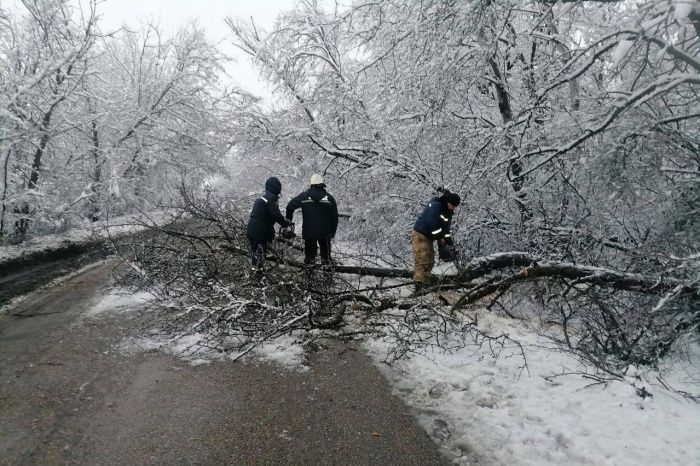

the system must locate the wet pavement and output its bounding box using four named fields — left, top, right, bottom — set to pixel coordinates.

left=0, top=260, right=451, bottom=466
